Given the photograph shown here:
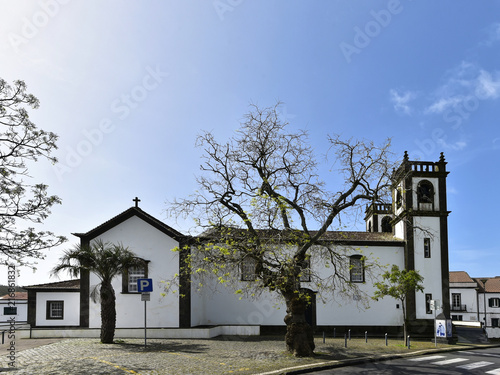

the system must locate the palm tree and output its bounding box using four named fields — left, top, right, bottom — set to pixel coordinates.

left=52, top=240, right=144, bottom=343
